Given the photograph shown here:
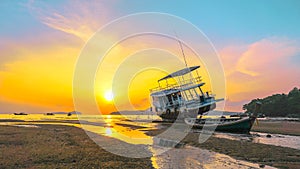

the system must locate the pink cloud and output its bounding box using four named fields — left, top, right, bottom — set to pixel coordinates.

left=236, top=37, right=300, bottom=76
left=220, top=37, right=300, bottom=112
